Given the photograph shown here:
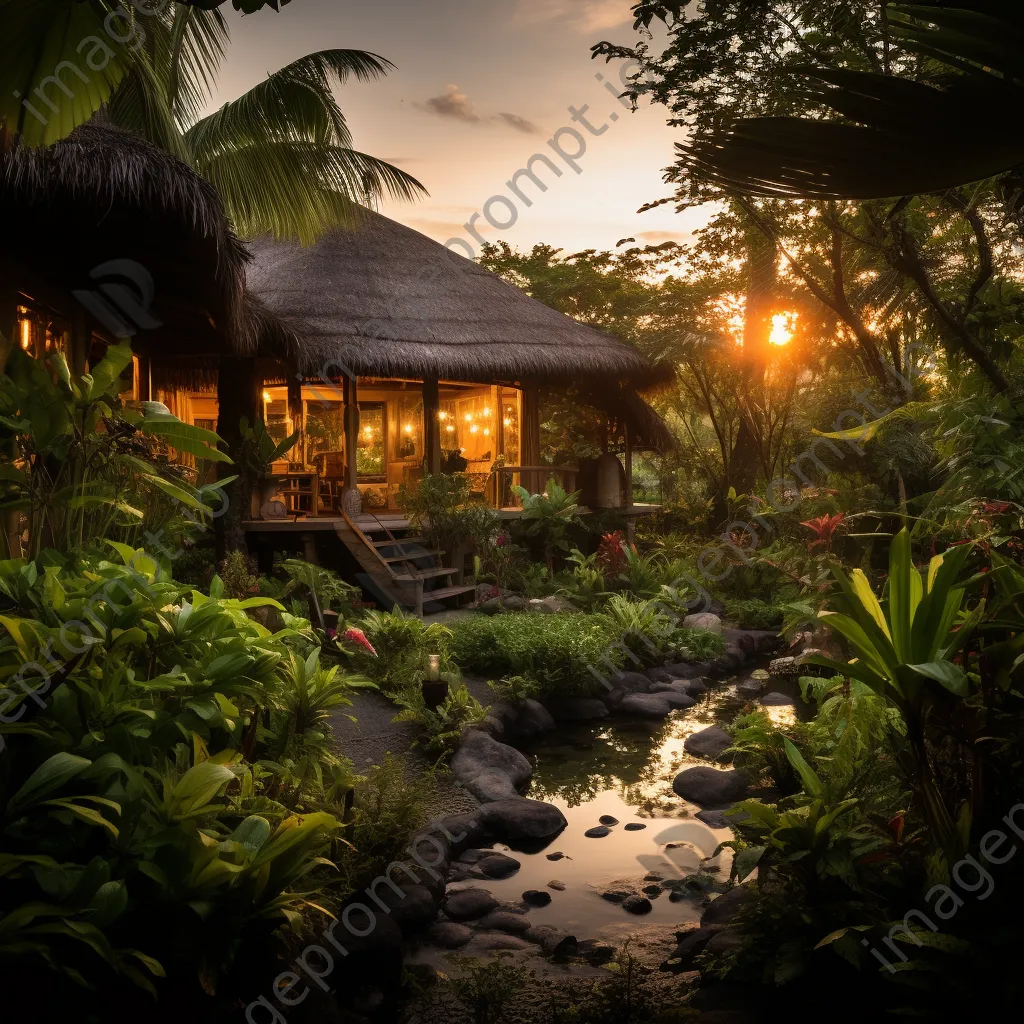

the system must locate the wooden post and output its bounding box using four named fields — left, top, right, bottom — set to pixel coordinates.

left=624, top=421, right=634, bottom=508
left=423, top=377, right=441, bottom=475
left=216, top=356, right=262, bottom=557
left=343, top=375, right=359, bottom=490
left=287, top=375, right=305, bottom=467
left=521, top=383, right=540, bottom=495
